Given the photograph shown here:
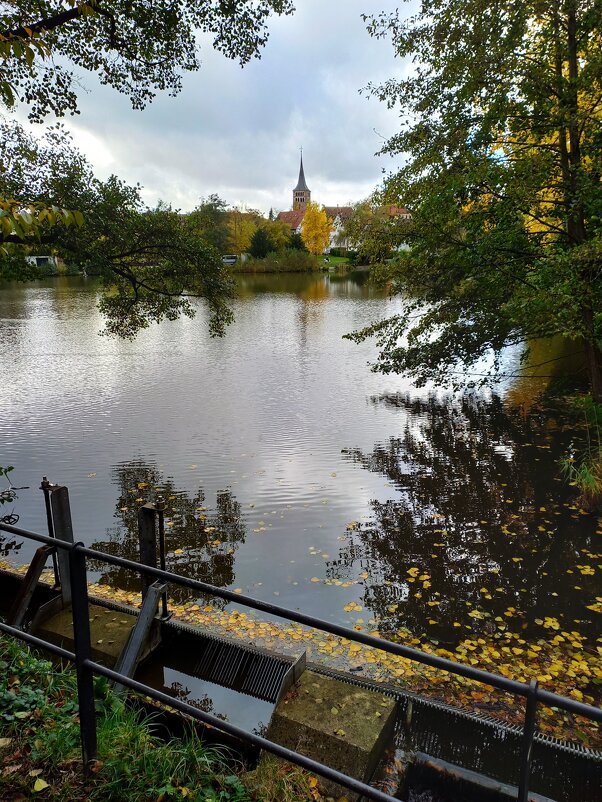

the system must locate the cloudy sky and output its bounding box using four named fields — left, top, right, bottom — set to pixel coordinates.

left=24, top=1, right=414, bottom=214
